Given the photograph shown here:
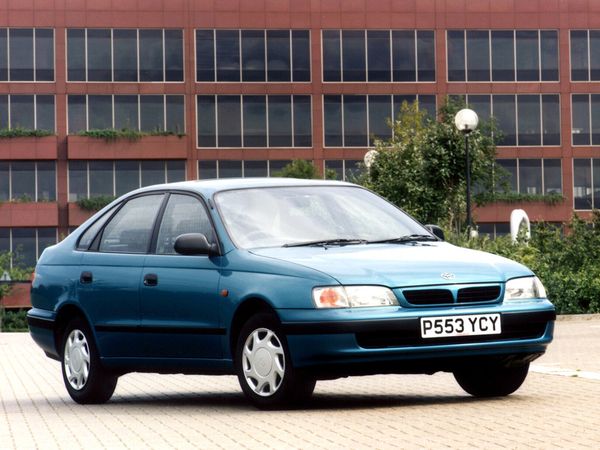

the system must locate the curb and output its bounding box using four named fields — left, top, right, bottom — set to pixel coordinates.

left=557, top=314, right=600, bottom=321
